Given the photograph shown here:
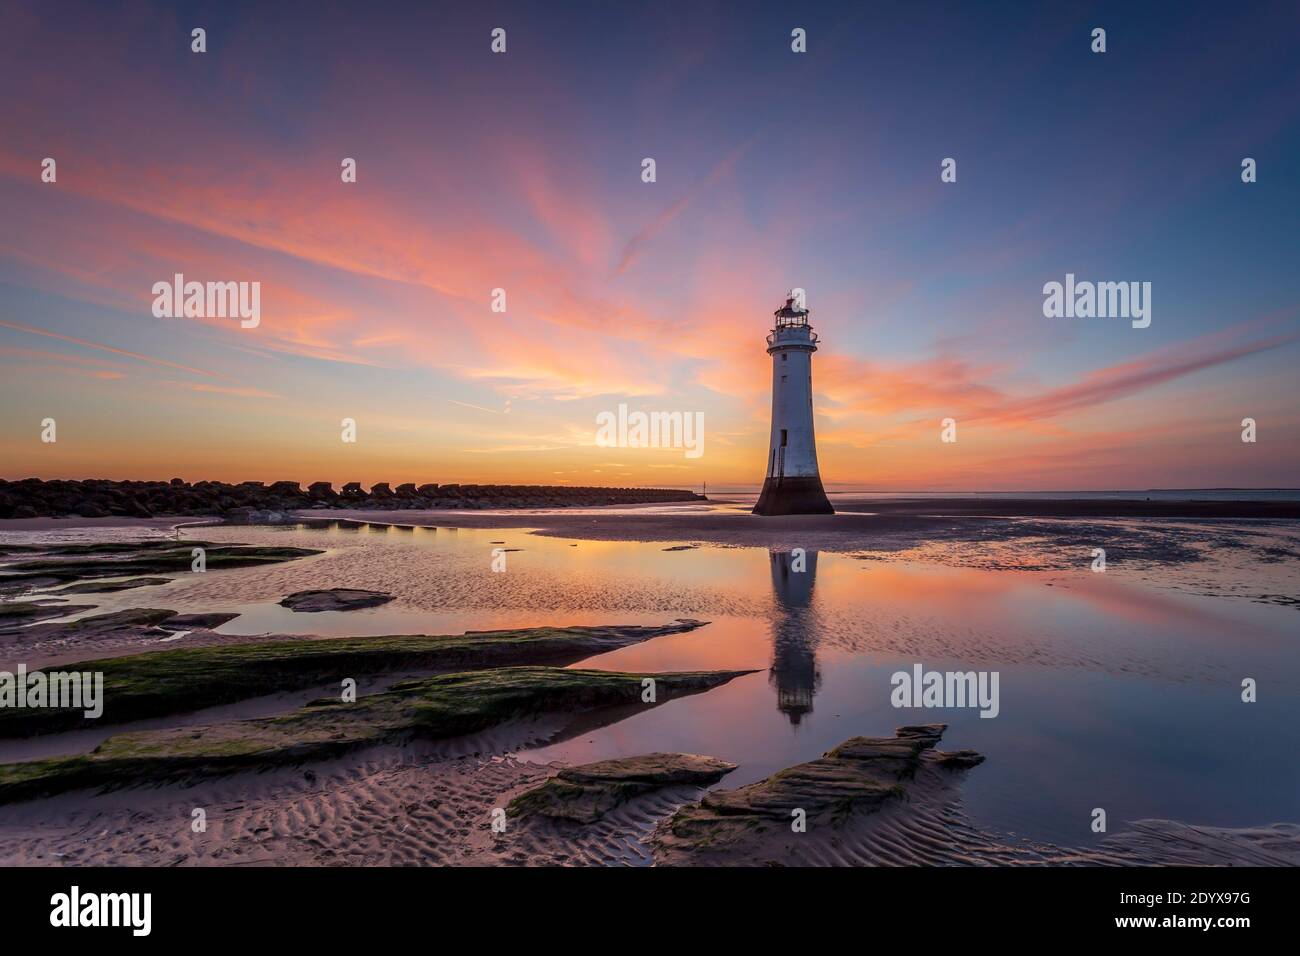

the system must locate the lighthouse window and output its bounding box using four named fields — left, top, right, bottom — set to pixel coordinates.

left=781, top=429, right=788, bottom=447
left=781, top=374, right=788, bottom=383
left=781, top=353, right=787, bottom=362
